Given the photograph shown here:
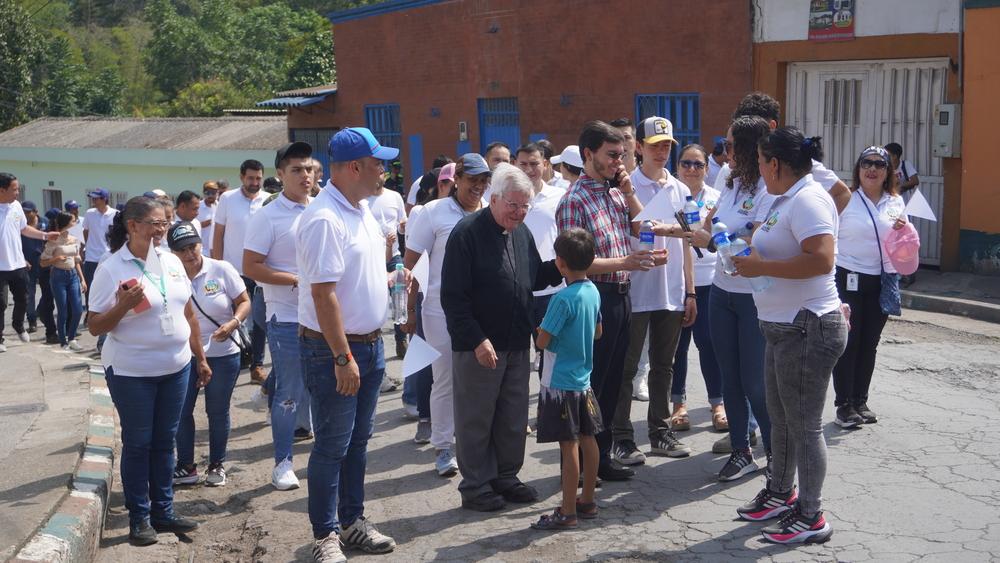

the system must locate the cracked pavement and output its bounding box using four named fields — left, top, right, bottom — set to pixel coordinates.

left=97, top=309, right=1000, bottom=562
